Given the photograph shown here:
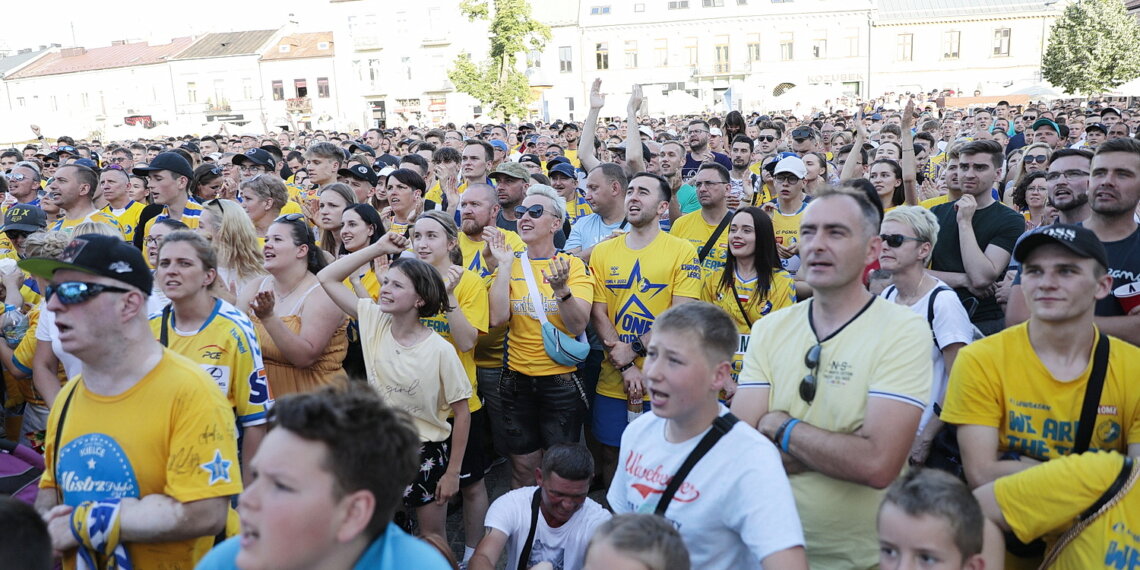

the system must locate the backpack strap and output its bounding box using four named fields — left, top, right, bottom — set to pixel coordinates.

left=926, top=286, right=951, bottom=349
left=655, top=413, right=739, bottom=516
left=697, top=212, right=733, bottom=264
left=1072, top=333, right=1110, bottom=455
left=517, top=487, right=543, bottom=570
